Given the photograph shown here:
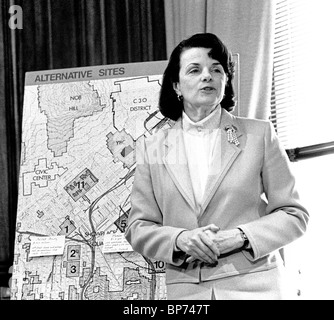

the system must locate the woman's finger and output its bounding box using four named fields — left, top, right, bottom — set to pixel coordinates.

left=199, top=231, right=220, bottom=257
left=202, top=224, right=220, bottom=232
